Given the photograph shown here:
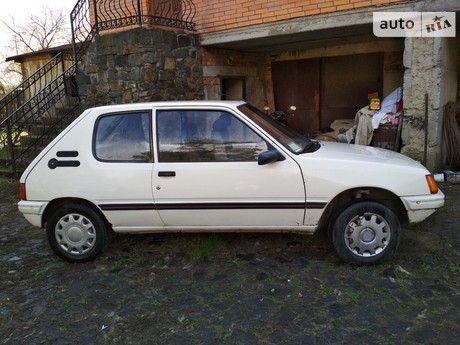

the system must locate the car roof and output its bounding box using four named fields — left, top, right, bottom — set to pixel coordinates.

left=86, top=100, right=247, bottom=113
